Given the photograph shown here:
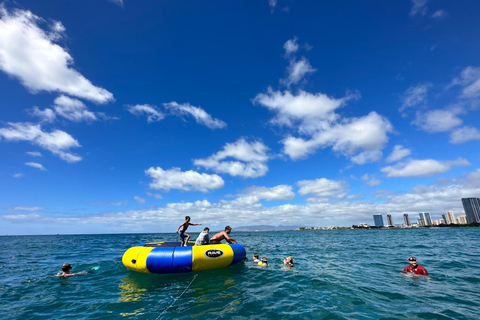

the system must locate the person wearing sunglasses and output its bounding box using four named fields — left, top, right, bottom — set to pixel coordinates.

left=403, top=257, right=428, bottom=275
